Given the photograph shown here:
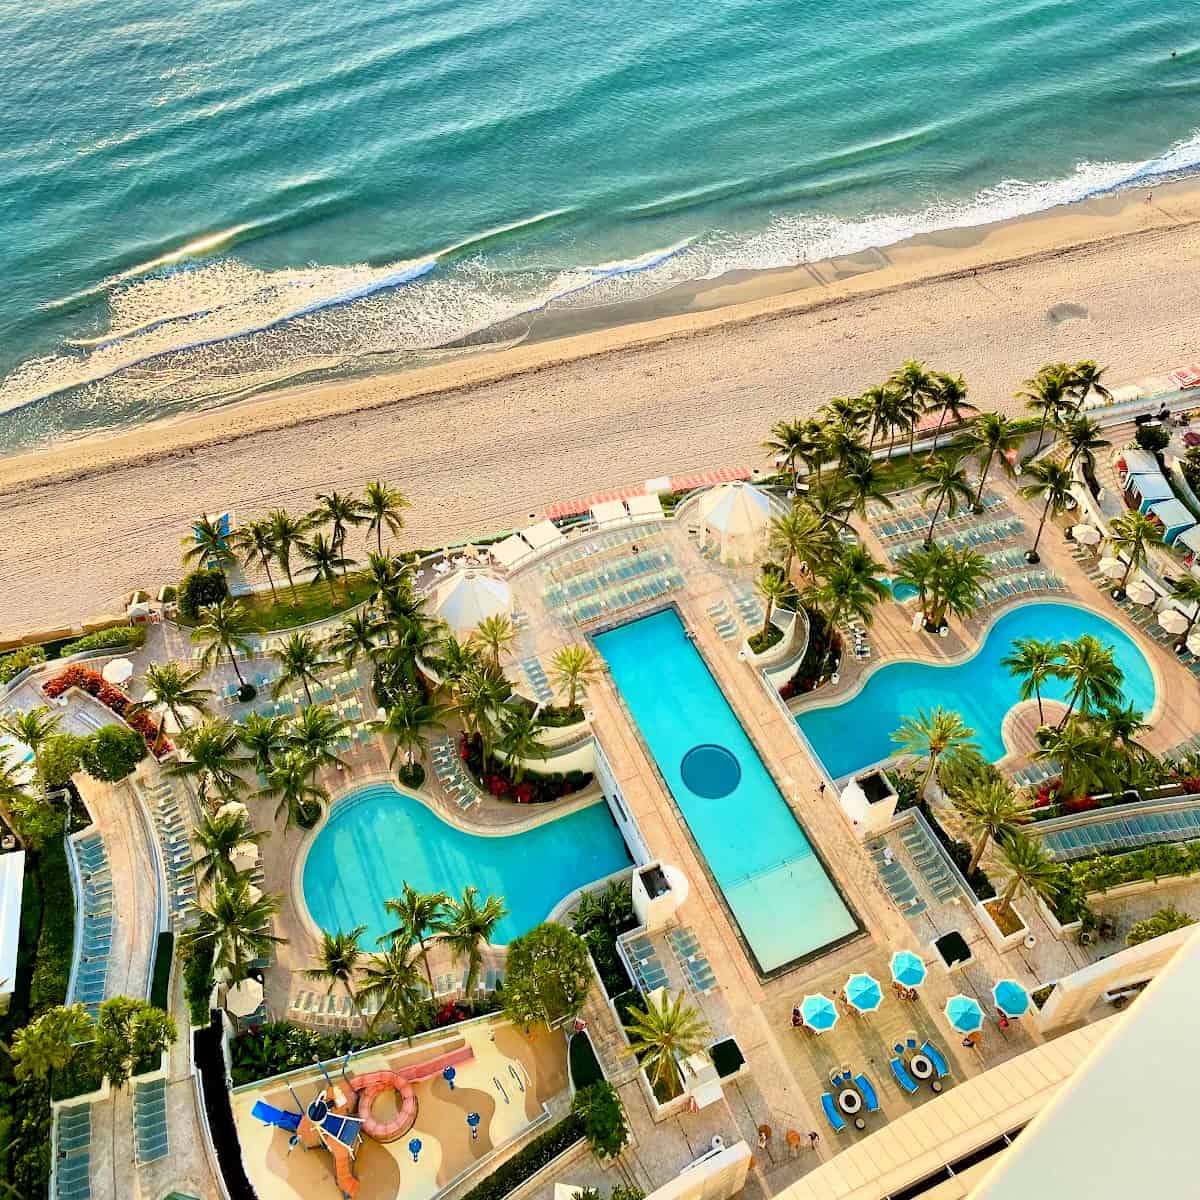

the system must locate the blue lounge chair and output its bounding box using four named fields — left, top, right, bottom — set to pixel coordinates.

left=921, top=1041, right=950, bottom=1079
left=855, top=1073, right=879, bottom=1112
left=890, top=1058, right=918, bottom=1095
left=820, top=1092, right=846, bottom=1132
